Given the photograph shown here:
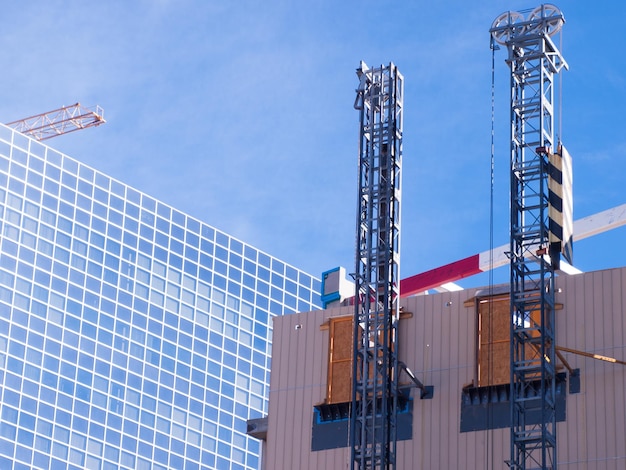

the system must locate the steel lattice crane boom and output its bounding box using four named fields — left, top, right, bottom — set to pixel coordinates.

left=5, top=103, right=105, bottom=141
